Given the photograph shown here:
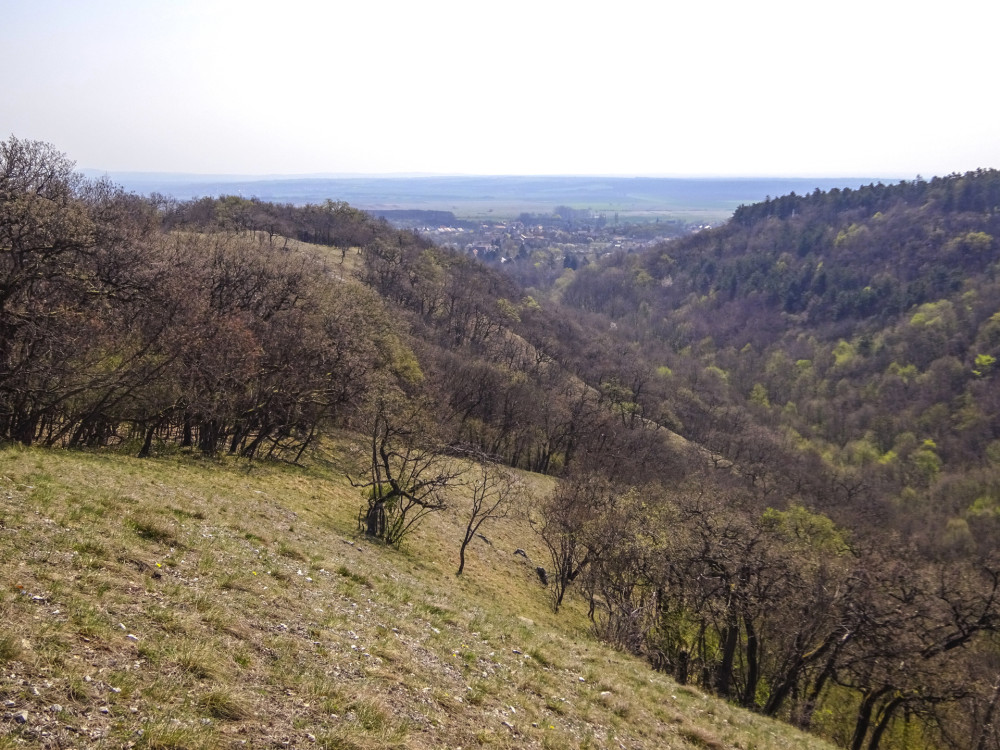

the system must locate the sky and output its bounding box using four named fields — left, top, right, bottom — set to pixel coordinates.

left=2, top=0, right=998, bottom=178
